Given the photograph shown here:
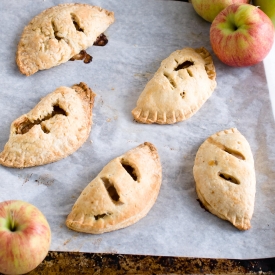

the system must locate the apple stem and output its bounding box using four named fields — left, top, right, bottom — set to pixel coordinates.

left=9, top=210, right=16, bottom=232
